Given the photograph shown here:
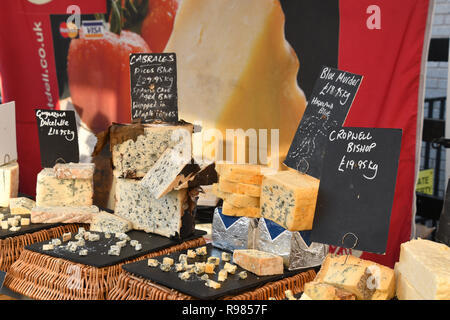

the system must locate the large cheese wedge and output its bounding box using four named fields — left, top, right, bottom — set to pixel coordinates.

left=233, top=249, right=283, bottom=276
left=215, top=164, right=265, bottom=185
left=260, top=170, right=319, bottom=231
left=303, top=281, right=356, bottom=300
left=218, top=179, right=261, bottom=197
left=222, top=200, right=261, bottom=218
left=165, top=0, right=306, bottom=168
left=0, top=161, right=19, bottom=207
left=212, top=183, right=259, bottom=208
left=394, top=262, right=425, bottom=300
left=397, top=238, right=450, bottom=300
